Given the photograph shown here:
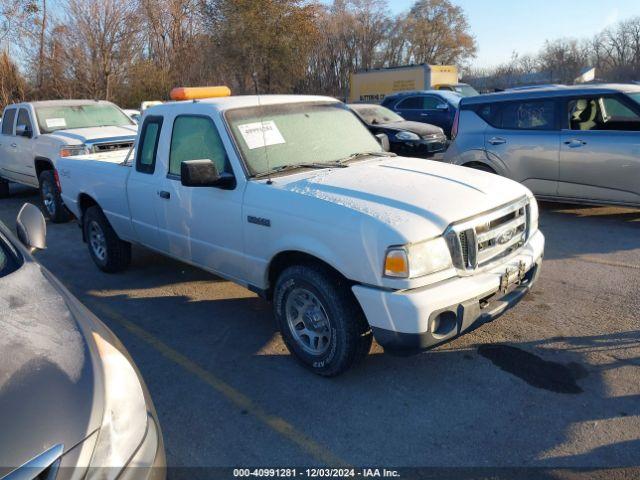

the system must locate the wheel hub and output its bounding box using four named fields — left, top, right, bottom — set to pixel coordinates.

left=285, top=288, right=331, bottom=355
left=42, top=181, right=55, bottom=214
left=89, top=221, right=107, bottom=262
